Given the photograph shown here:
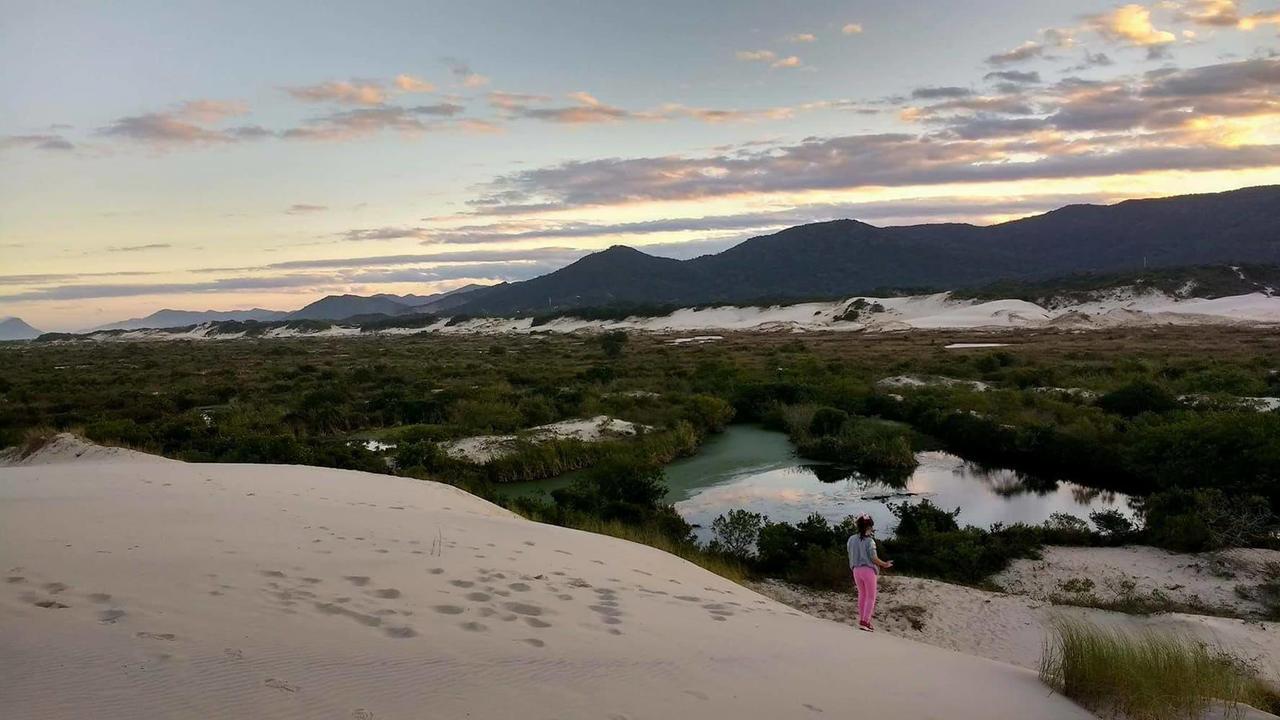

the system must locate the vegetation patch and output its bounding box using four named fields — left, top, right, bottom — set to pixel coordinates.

left=1039, top=618, right=1278, bottom=720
